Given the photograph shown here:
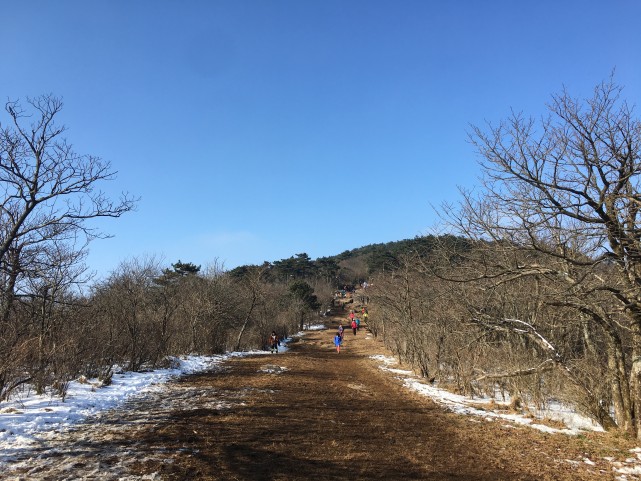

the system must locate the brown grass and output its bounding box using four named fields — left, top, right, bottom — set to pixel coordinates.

left=122, top=314, right=638, bottom=480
